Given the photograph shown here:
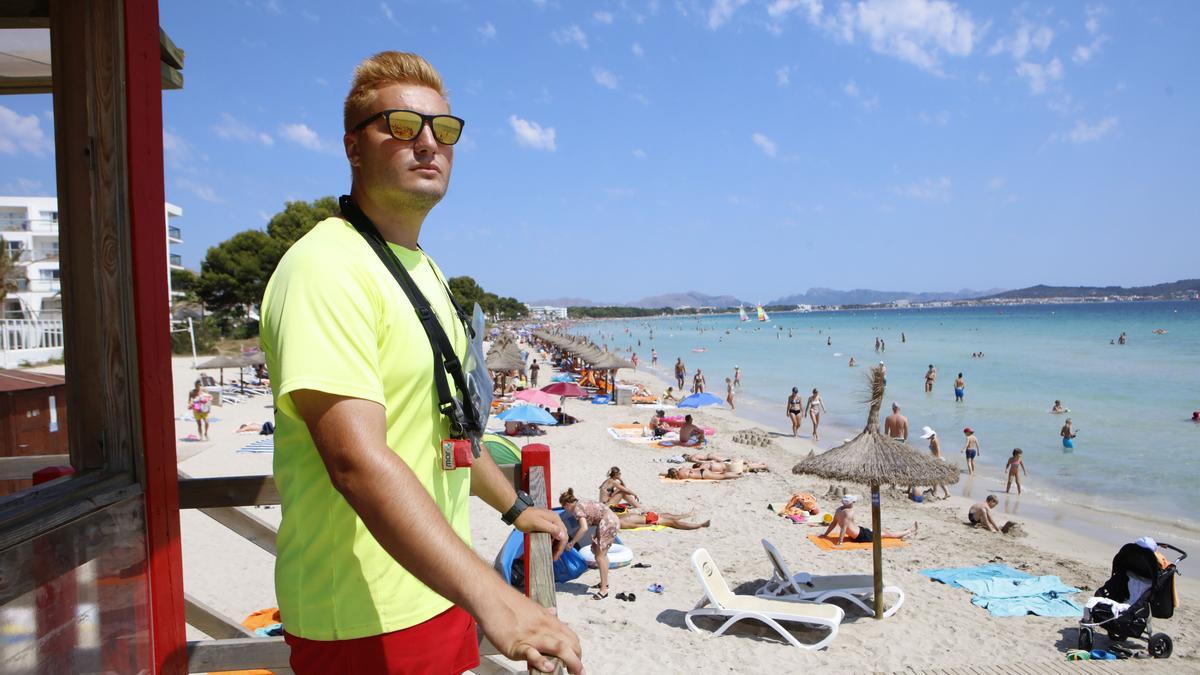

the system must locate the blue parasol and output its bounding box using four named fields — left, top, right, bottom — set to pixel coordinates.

left=497, top=404, right=559, bottom=425
left=677, top=392, right=724, bottom=408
